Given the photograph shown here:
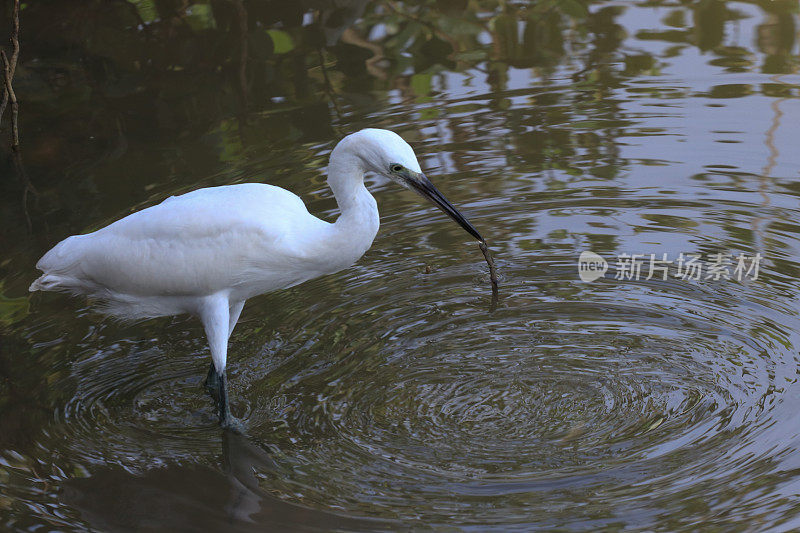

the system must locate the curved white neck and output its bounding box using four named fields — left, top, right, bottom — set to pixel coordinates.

left=326, top=144, right=380, bottom=256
